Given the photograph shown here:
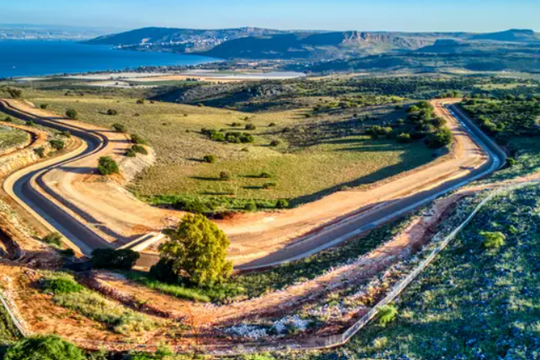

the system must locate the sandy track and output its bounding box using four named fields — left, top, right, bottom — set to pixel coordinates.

left=1, top=98, right=493, bottom=267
